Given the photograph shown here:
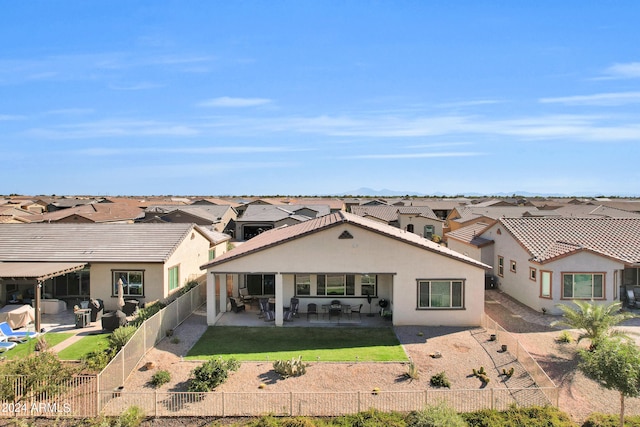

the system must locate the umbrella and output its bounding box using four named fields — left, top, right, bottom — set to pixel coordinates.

left=117, top=278, right=125, bottom=309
